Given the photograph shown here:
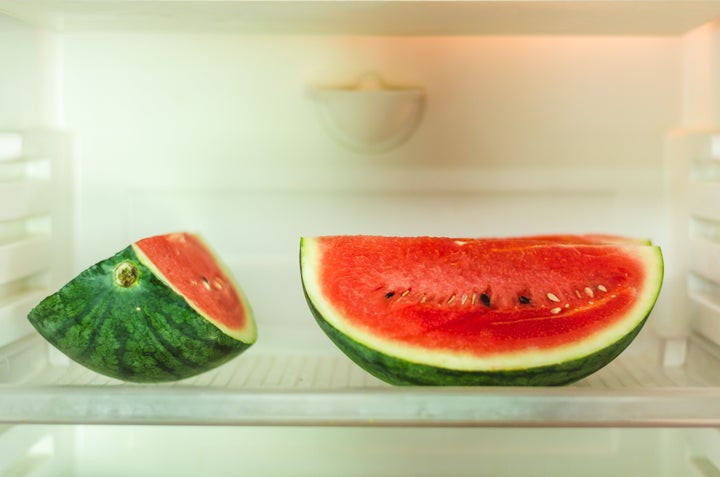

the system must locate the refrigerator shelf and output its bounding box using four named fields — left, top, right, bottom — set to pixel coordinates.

left=2, top=331, right=720, bottom=427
